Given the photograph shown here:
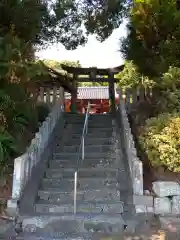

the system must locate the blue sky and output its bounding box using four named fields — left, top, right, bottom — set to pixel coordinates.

left=36, top=21, right=127, bottom=68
